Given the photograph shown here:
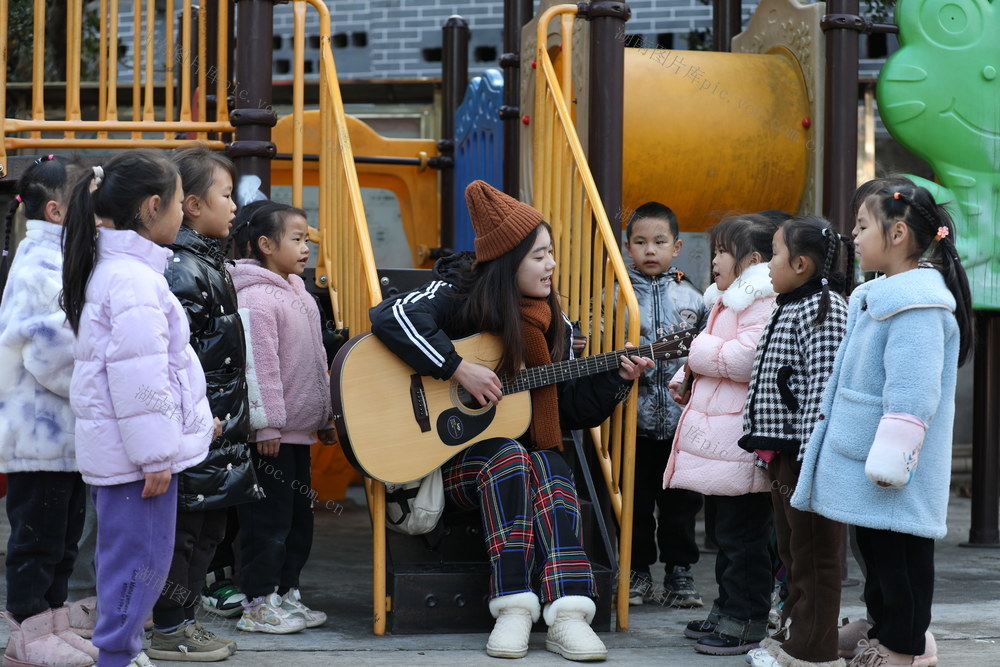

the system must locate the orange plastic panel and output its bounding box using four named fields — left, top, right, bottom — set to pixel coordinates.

left=272, top=111, right=441, bottom=267
left=621, top=49, right=810, bottom=231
